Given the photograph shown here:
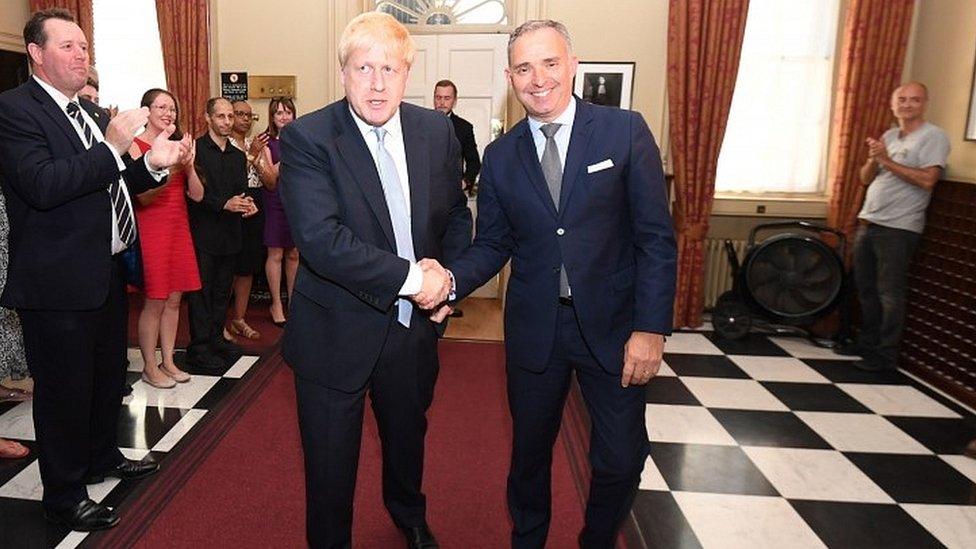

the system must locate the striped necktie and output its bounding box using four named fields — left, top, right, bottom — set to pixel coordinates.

left=66, top=101, right=136, bottom=247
